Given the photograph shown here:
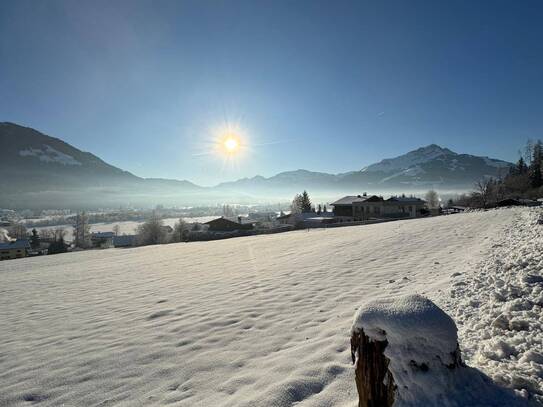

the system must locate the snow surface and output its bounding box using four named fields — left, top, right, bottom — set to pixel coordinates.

left=443, top=207, right=543, bottom=404
left=0, top=208, right=540, bottom=406
left=19, top=145, right=82, bottom=166
left=361, top=144, right=452, bottom=173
